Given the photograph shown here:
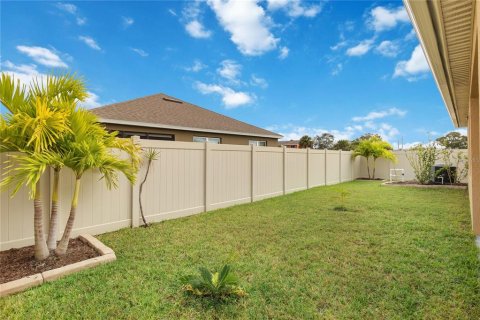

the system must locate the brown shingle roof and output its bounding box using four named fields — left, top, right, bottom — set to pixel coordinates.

left=91, top=93, right=281, bottom=138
